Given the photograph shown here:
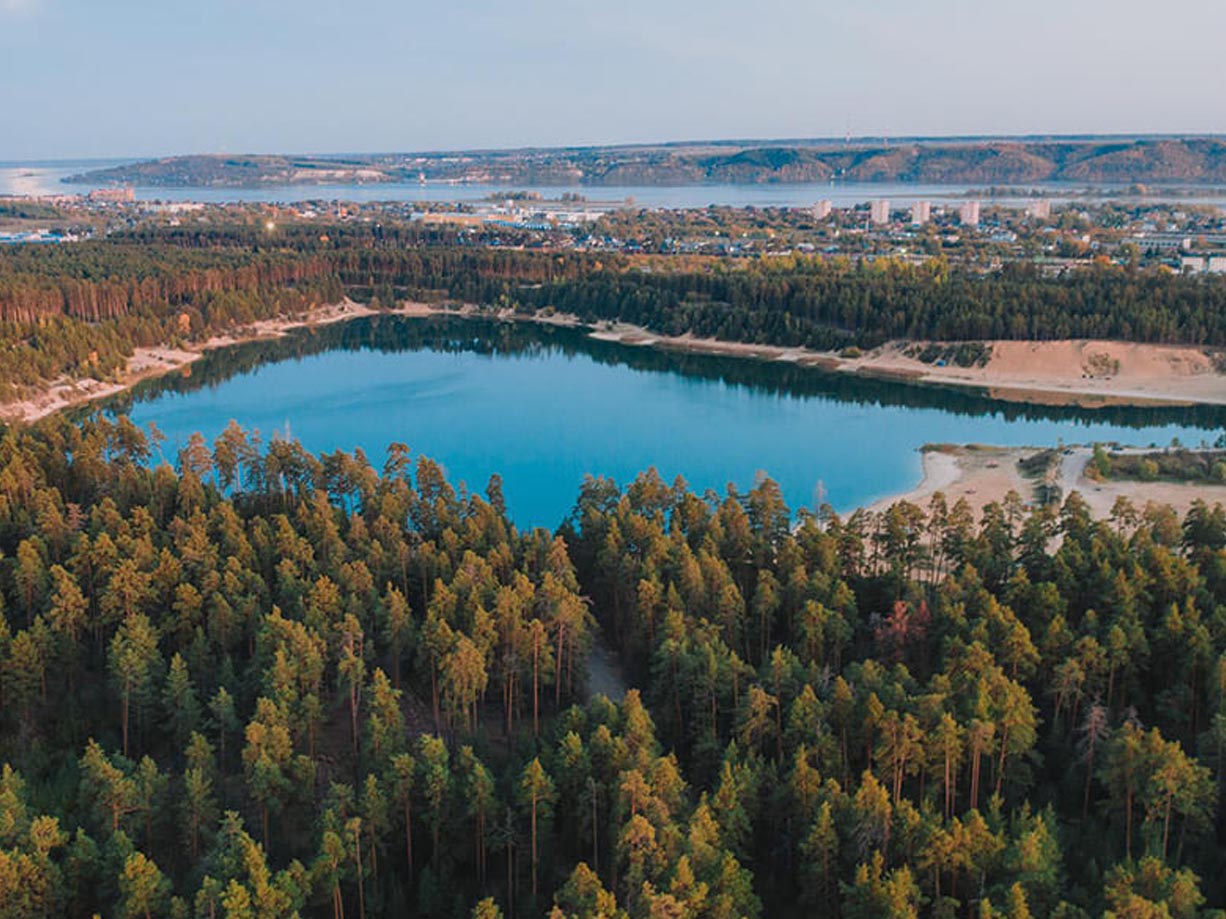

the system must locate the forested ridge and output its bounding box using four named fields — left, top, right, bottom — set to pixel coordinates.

left=1, top=414, right=1226, bottom=918
left=65, top=137, right=1226, bottom=187
left=5, top=231, right=1226, bottom=403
